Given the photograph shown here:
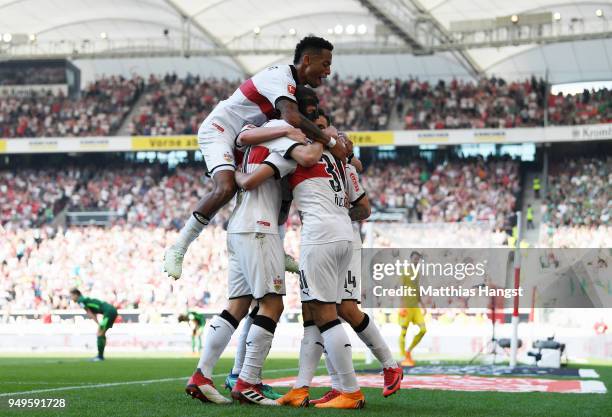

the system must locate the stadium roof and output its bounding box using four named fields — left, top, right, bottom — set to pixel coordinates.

left=1, top=0, right=612, bottom=82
